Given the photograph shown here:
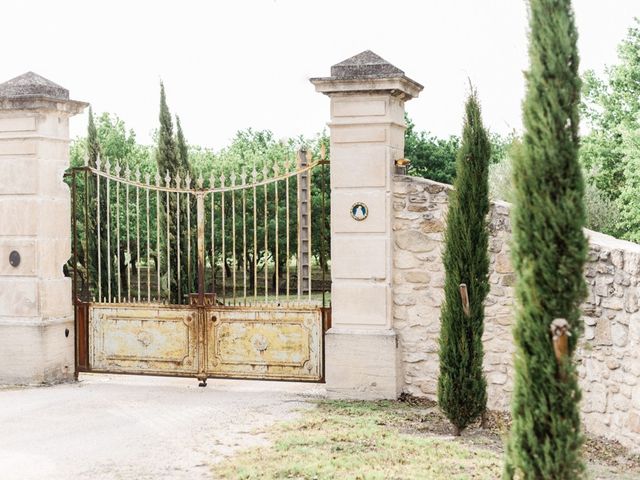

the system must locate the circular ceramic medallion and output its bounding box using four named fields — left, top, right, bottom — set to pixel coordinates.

left=350, top=202, right=368, bottom=221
